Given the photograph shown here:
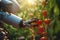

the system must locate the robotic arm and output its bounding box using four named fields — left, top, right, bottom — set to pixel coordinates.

left=0, top=0, right=23, bottom=28
left=0, top=11, right=38, bottom=28
left=0, top=0, right=38, bottom=28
